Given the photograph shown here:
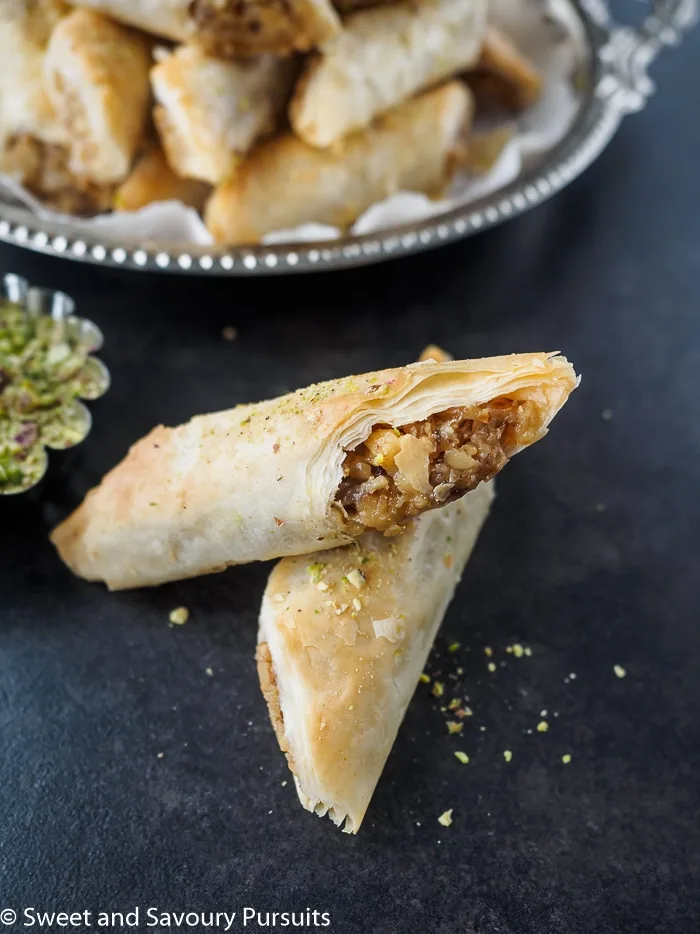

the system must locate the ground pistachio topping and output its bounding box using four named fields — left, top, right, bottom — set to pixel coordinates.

left=437, top=809, right=453, bottom=827
left=307, top=562, right=326, bottom=583
left=169, top=606, right=190, bottom=625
